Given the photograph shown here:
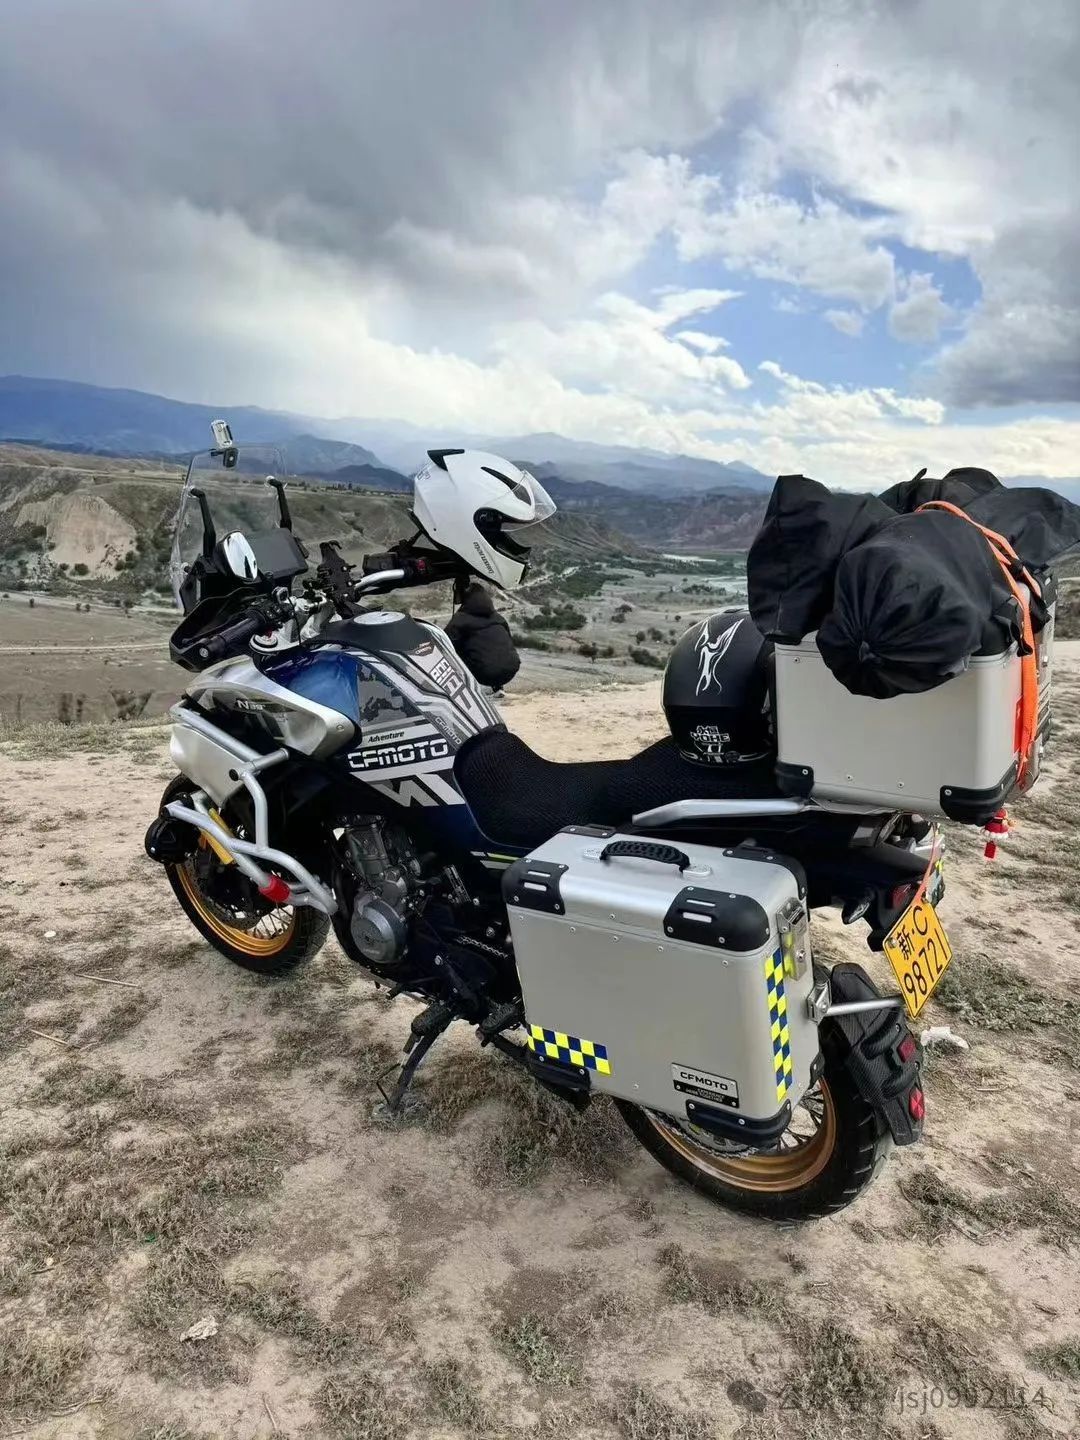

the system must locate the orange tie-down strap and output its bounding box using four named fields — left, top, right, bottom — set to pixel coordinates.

left=916, top=499, right=1042, bottom=783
